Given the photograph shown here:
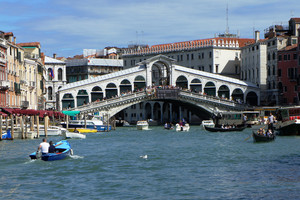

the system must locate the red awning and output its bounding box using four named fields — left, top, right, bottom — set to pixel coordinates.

left=0, top=111, right=7, bottom=116
left=18, top=109, right=40, bottom=116
left=2, top=108, right=15, bottom=114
